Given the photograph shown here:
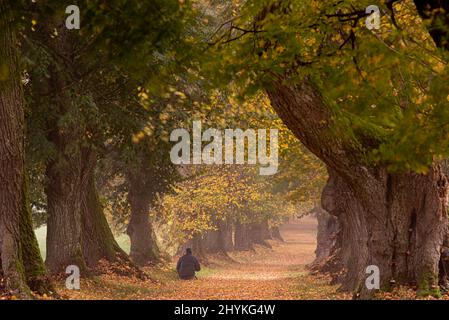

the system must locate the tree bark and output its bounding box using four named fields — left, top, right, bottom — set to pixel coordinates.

left=201, top=220, right=234, bottom=254
left=267, top=77, right=448, bottom=298
left=270, top=226, right=284, bottom=242
left=45, top=154, right=85, bottom=273
left=80, top=149, right=129, bottom=267
left=0, top=1, right=49, bottom=297
left=126, top=170, right=160, bottom=266
left=0, top=1, right=28, bottom=295
left=41, top=26, right=134, bottom=274
left=311, top=207, right=339, bottom=265
left=44, top=111, right=85, bottom=273
left=249, top=221, right=272, bottom=247
left=320, top=169, right=369, bottom=292
left=234, top=223, right=253, bottom=250
left=19, top=176, right=53, bottom=295
left=42, top=25, right=86, bottom=274
left=46, top=146, right=140, bottom=274
left=219, top=221, right=234, bottom=252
